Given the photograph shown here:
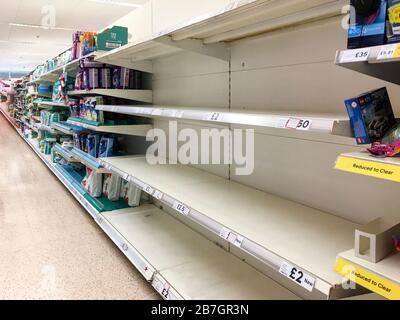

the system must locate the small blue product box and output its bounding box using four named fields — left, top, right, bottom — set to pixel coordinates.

left=345, top=87, right=396, bottom=145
